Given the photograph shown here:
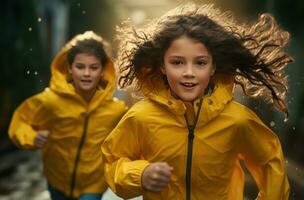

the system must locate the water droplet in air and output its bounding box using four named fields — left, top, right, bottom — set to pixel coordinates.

left=270, top=121, right=275, bottom=127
